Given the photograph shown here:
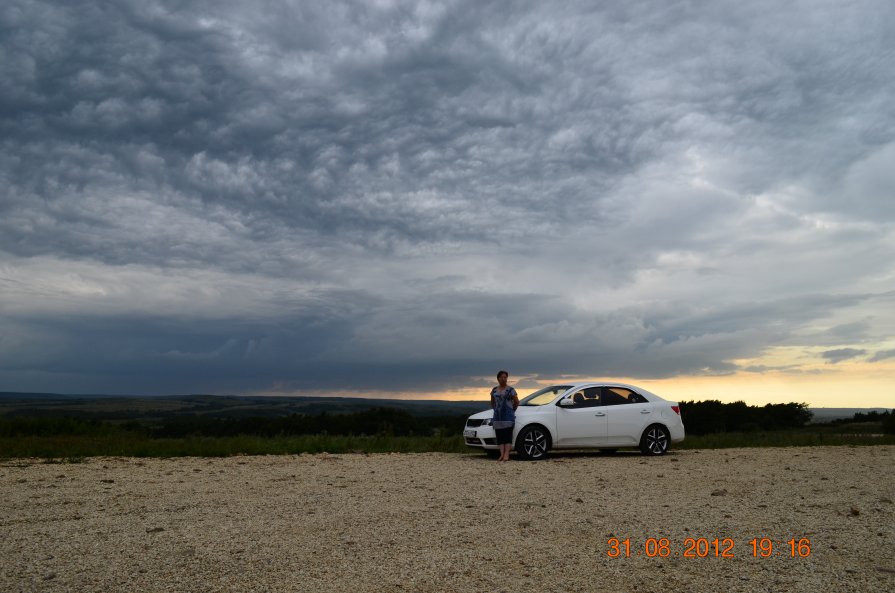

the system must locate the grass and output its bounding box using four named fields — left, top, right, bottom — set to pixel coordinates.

left=0, top=433, right=471, bottom=459
left=1, top=426, right=892, bottom=460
